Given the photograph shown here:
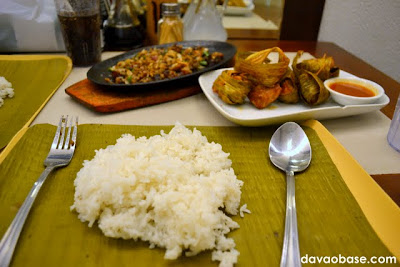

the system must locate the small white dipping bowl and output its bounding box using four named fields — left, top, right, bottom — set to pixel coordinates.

left=324, top=77, right=384, bottom=105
